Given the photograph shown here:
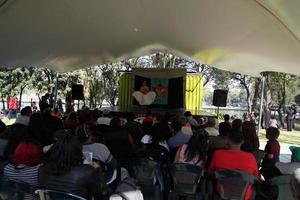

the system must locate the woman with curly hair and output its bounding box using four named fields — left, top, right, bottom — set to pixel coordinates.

left=38, top=133, right=106, bottom=200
